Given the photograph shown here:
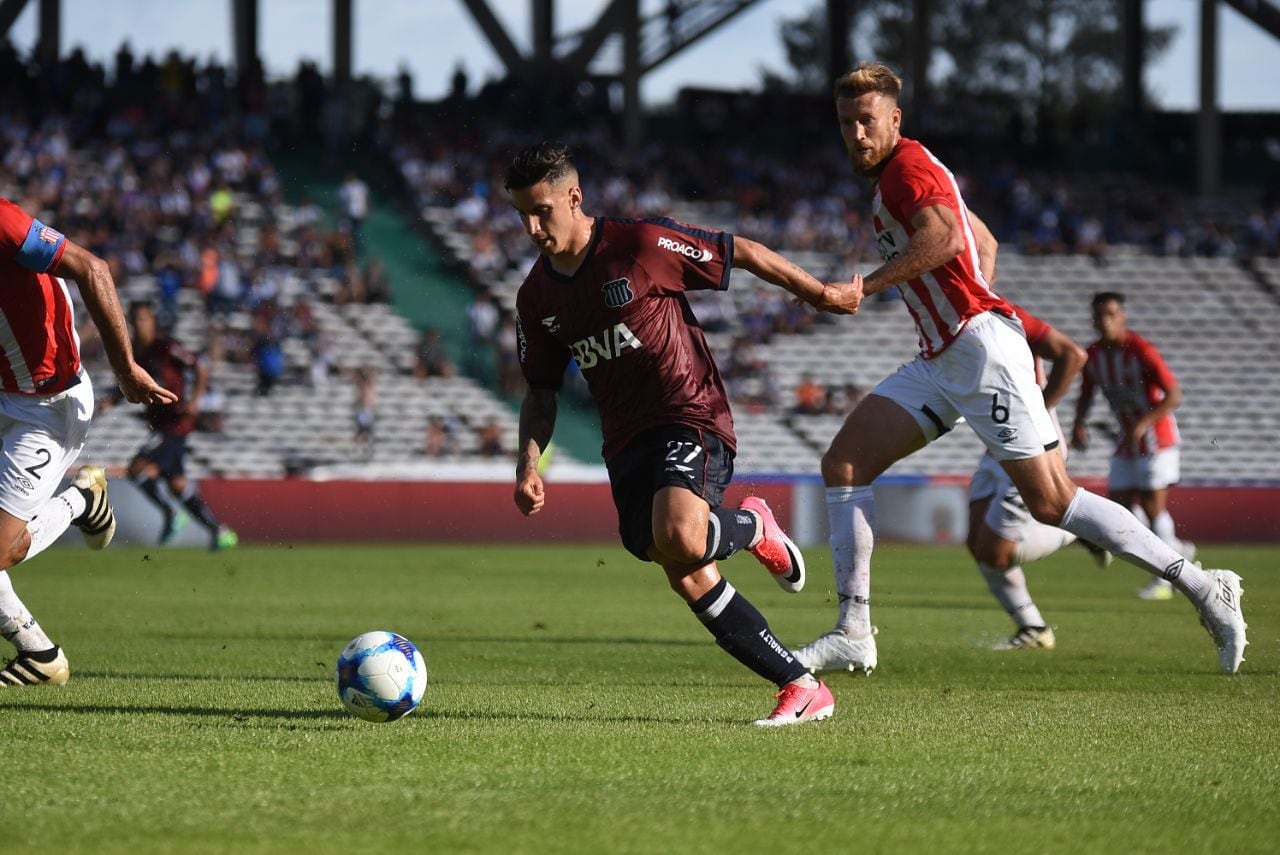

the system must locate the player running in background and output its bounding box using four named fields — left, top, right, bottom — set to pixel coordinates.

left=967, top=303, right=1105, bottom=650
left=104, top=301, right=237, bottom=551
left=791, top=62, right=1246, bottom=677
left=1072, top=291, right=1192, bottom=601
left=0, top=197, right=174, bottom=686
left=507, top=142, right=857, bottom=726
